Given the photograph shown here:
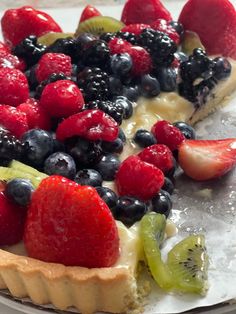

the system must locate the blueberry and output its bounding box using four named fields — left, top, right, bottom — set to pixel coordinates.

left=169, top=21, right=184, bottom=38
left=110, top=53, right=133, bottom=77
left=101, top=138, right=124, bottom=154
left=95, top=154, right=120, bottom=181
left=52, top=138, right=65, bottom=153
left=213, top=57, right=231, bottom=80
left=157, top=67, right=177, bottom=92
left=173, top=121, right=196, bottom=139
left=140, top=74, right=160, bottom=98
left=113, top=96, right=133, bottom=119
left=118, top=128, right=126, bottom=143
left=133, top=129, right=157, bottom=148
left=22, top=129, right=54, bottom=167
left=122, top=85, right=140, bottom=102
left=96, top=186, right=118, bottom=209
left=151, top=190, right=172, bottom=218
left=44, top=152, right=76, bottom=179
left=109, top=76, right=123, bottom=97
left=74, top=169, right=102, bottom=187
left=6, top=179, right=34, bottom=206
left=114, top=196, right=148, bottom=226
left=162, top=177, right=174, bottom=195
